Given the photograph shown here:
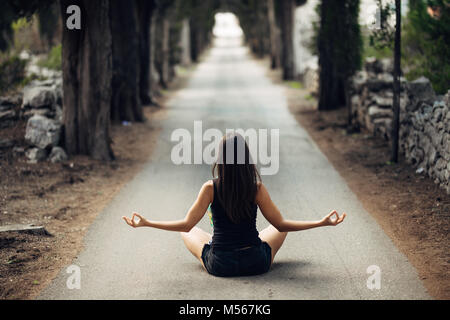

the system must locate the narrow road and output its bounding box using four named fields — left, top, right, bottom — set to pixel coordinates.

left=39, top=38, right=430, bottom=299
